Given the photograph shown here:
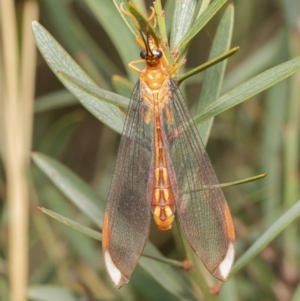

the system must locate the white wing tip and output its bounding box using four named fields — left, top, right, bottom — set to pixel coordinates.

left=104, top=250, right=129, bottom=288
left=214, top=242, right=235, bottom=281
